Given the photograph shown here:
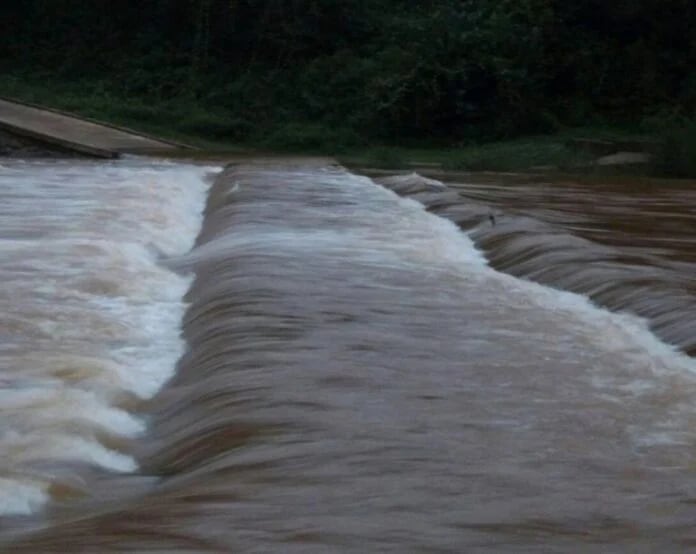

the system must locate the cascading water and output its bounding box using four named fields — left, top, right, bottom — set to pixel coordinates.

left=2, top=160, right=696, bottom=552
left=375, top=172, right=696, bottom=355
left=0, top=158, right=219, bottom=517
